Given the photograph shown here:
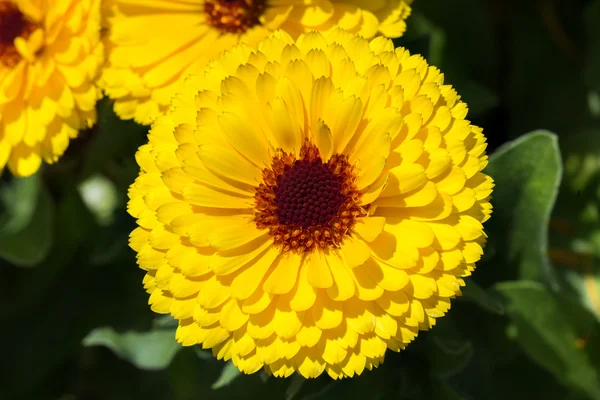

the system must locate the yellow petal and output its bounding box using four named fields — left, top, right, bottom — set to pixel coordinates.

left=220, top=299, right=249, bottom=331
left=340, top=235, right=371, bottom=268
left=212, top=238, right=274, bottom=275
left=290, top=262, right=318, bottom=311
left=313, top=119, right=333, bottom=161
left=263, top=252, right=303, bottom=294
left=273, top=304, right=304, bottom=339
left=353, top=216, right=386, bottom=242
left=218, top=112, right=272, bottom=168
left=230, top=246, right=282, bottom=299
left=307, top=250, right=333, bottom=288
left=312, top=294, right=343, bottom=330
left=199, top=144, right=261, bottom=186
left=325, top=251, right=356, bottom=301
